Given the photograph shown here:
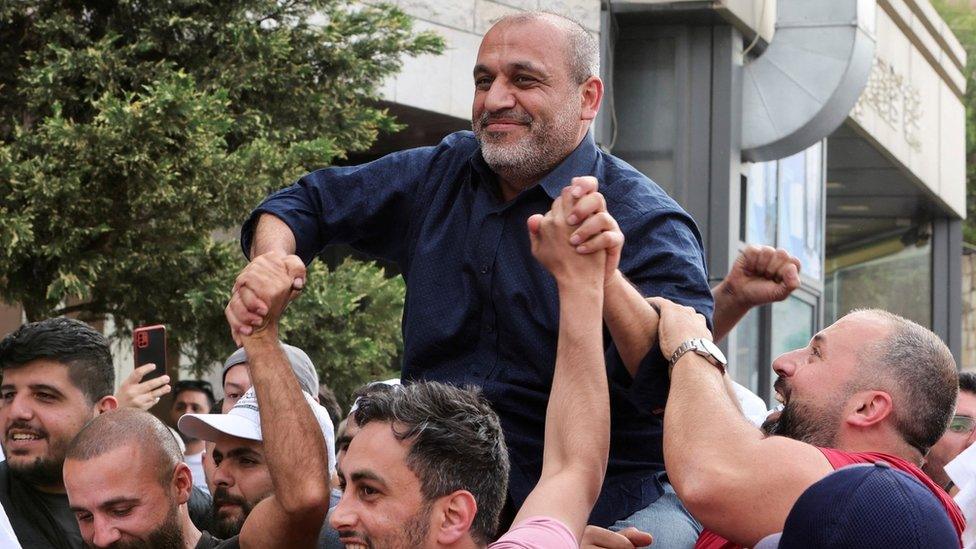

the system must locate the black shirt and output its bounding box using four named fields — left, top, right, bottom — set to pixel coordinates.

left=0, top=461, right=83, bottom=549
left=194, top=531, right=239, bottom=549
